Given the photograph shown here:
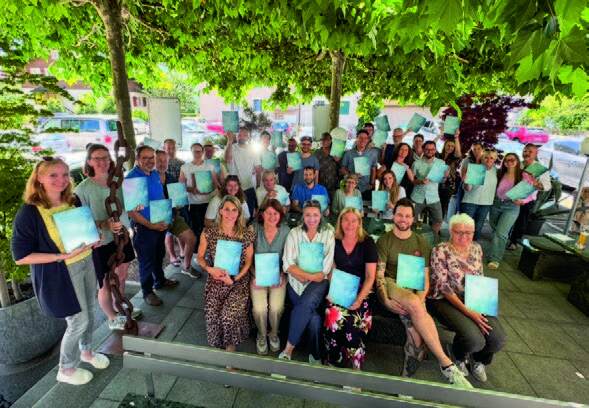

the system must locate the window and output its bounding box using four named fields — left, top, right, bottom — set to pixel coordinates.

left=42, top=118, right=61, bottom=130
left=61, top=119, right=81, bottom=131
left=253, top=99, right=263, bottom=112
left=132, top=96, right=138, bottom=107
left=554, top=141, right=579, bottom=155
left=339, top=101, right=350, bottom=115
left=29, top=67, right=42, bottom=75
left=80, top=120, right=100, bottom=132
left=106, top=120, right=118, bottom=132
left=142, top=97, right=147, bottom=106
